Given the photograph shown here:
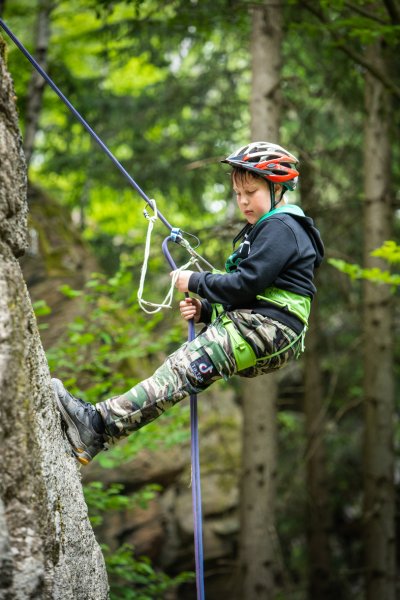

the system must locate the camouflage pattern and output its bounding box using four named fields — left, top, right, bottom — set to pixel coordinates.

left=97, top=311, right=302, bottom=438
